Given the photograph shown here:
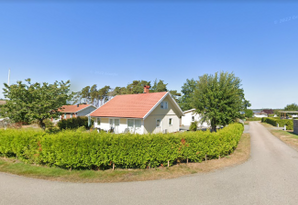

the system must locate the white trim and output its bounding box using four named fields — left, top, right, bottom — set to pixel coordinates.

left=143, top=92, right=184, bottom=120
